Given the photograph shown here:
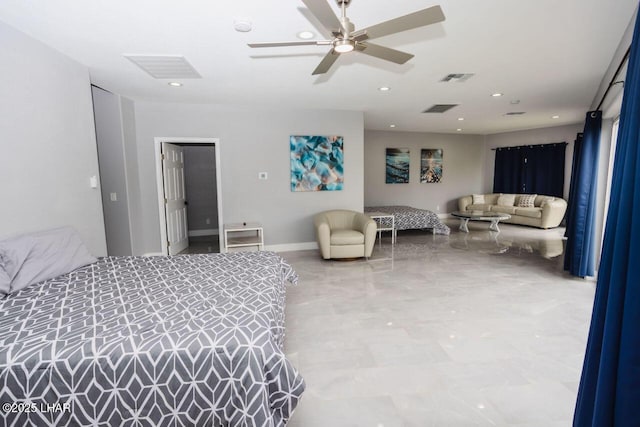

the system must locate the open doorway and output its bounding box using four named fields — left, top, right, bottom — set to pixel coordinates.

left=154, top=137, right=223, bottom=255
